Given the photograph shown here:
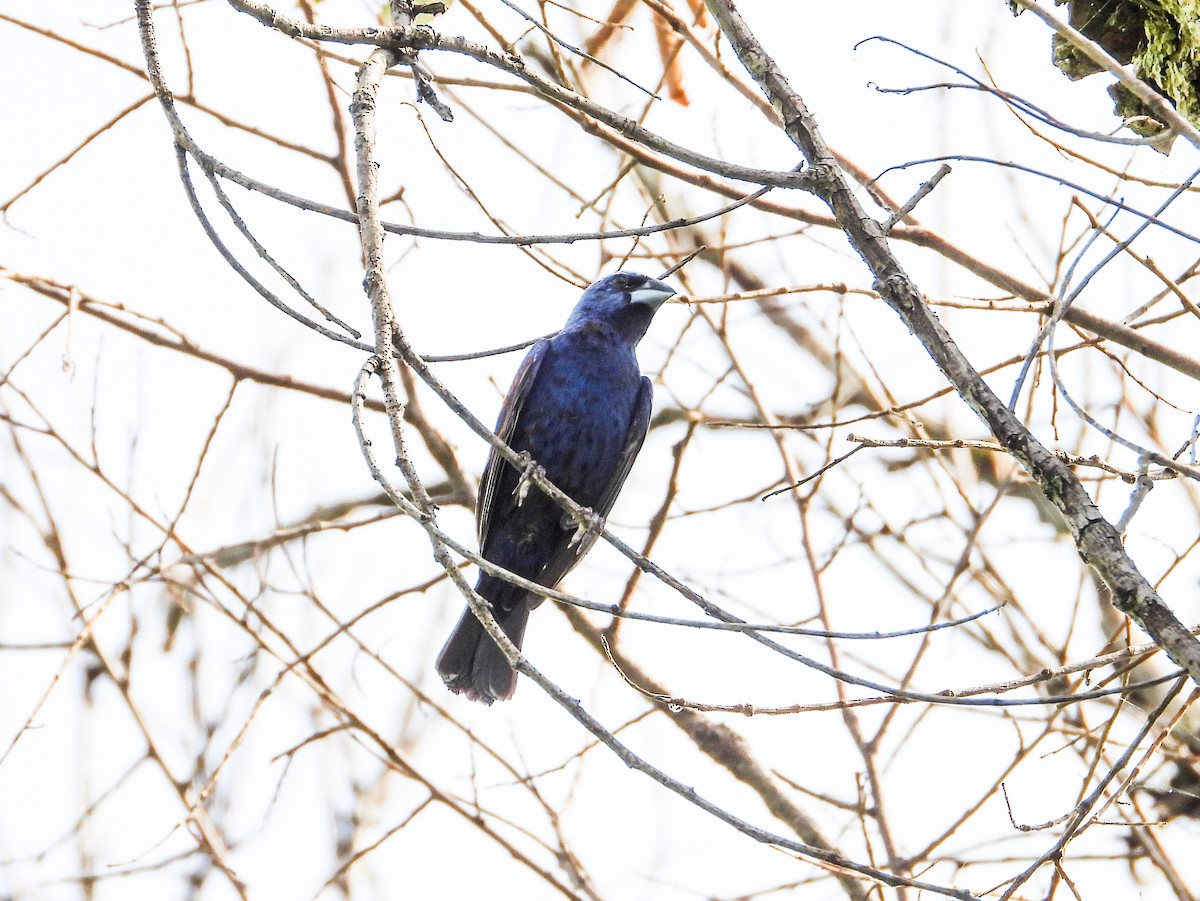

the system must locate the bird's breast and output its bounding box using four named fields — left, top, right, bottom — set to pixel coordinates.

left=516, top=331, right=642, bottom=501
